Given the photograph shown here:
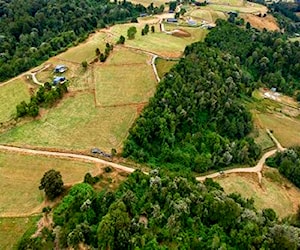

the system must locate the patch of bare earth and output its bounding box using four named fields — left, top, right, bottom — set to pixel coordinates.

left=240, top=14, right=280, bottom=31
left=171, top=29, right=192, bottom=38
